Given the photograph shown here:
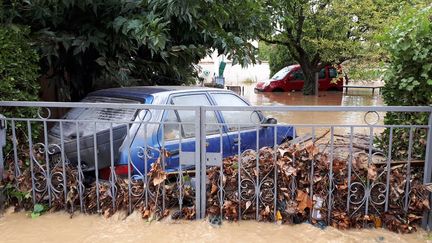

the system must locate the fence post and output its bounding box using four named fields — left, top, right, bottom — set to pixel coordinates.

left=194, top=106, right=207, bottom=219
left=0, top=114, right=6, bottom=180
left=199, top=106, right=207, bottom=219
left=422, top=111, right=432, bottom=230
left=194, top=107, right=202, bottom=219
